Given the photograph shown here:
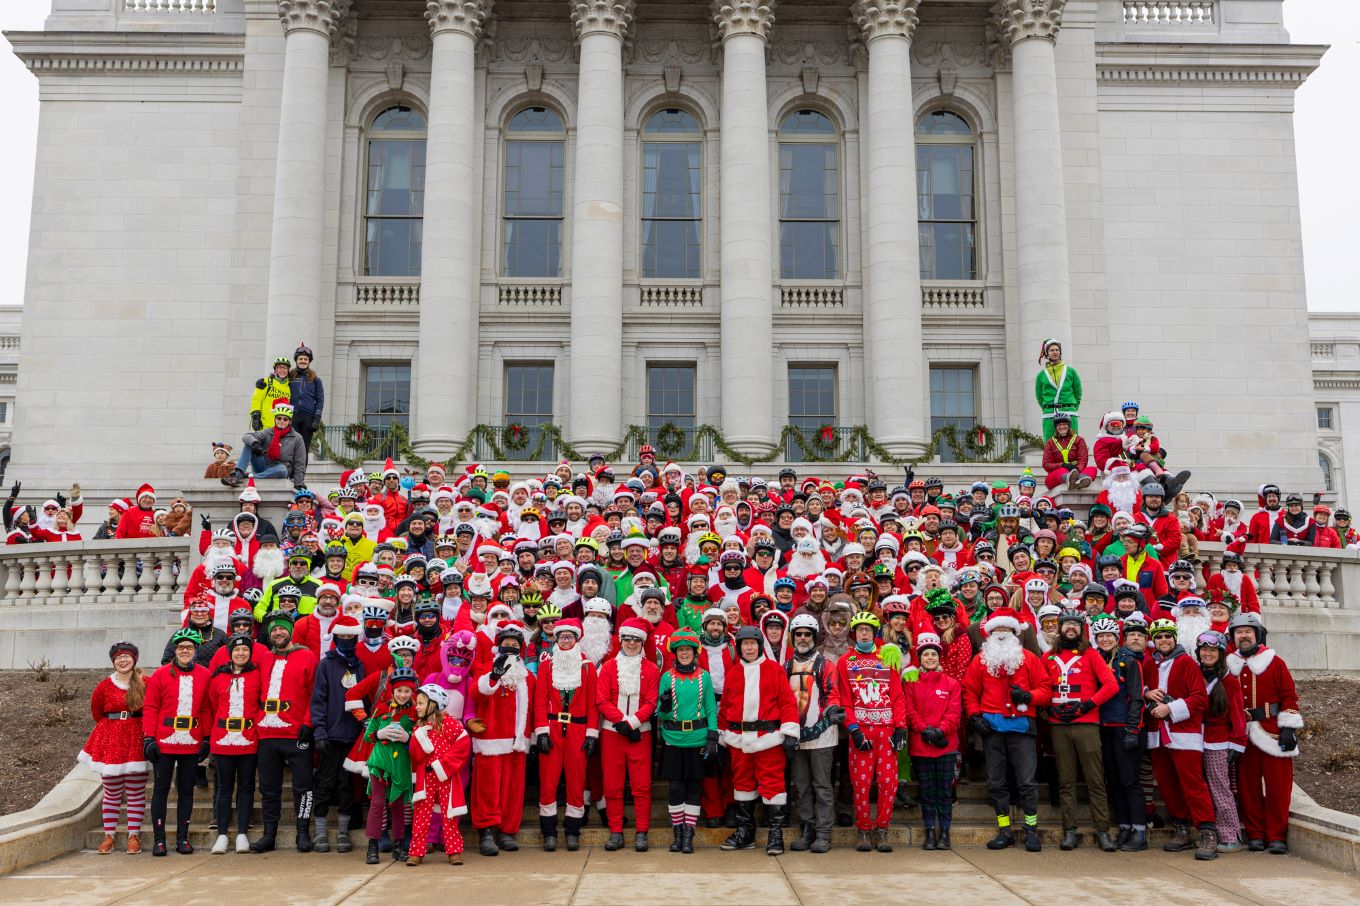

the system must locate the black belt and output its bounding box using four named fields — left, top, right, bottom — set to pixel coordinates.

left=1245, top=703, right=1281, bottom=722
left=105, top=711, right=141, bottom=720
left=663, top=719, right=704, bottom=732
left=729, top=720, right=779, bottom=733
left=263, top=699, right=289, bottom=714
left=553, top=712, right=588, bottom=726
left=162, top=716, right=198, bottom=730
left=217, top=718, right=253, bottom=731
